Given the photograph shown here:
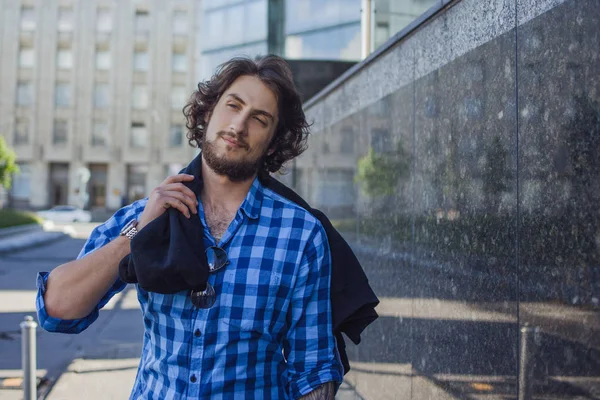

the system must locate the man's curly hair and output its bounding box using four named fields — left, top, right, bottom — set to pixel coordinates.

left=183, top=55, right=310, bottom=178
